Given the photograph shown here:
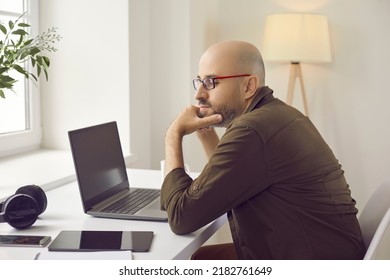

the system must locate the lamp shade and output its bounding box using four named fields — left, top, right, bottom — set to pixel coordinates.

left=262, top=13, right=331, bottom=63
